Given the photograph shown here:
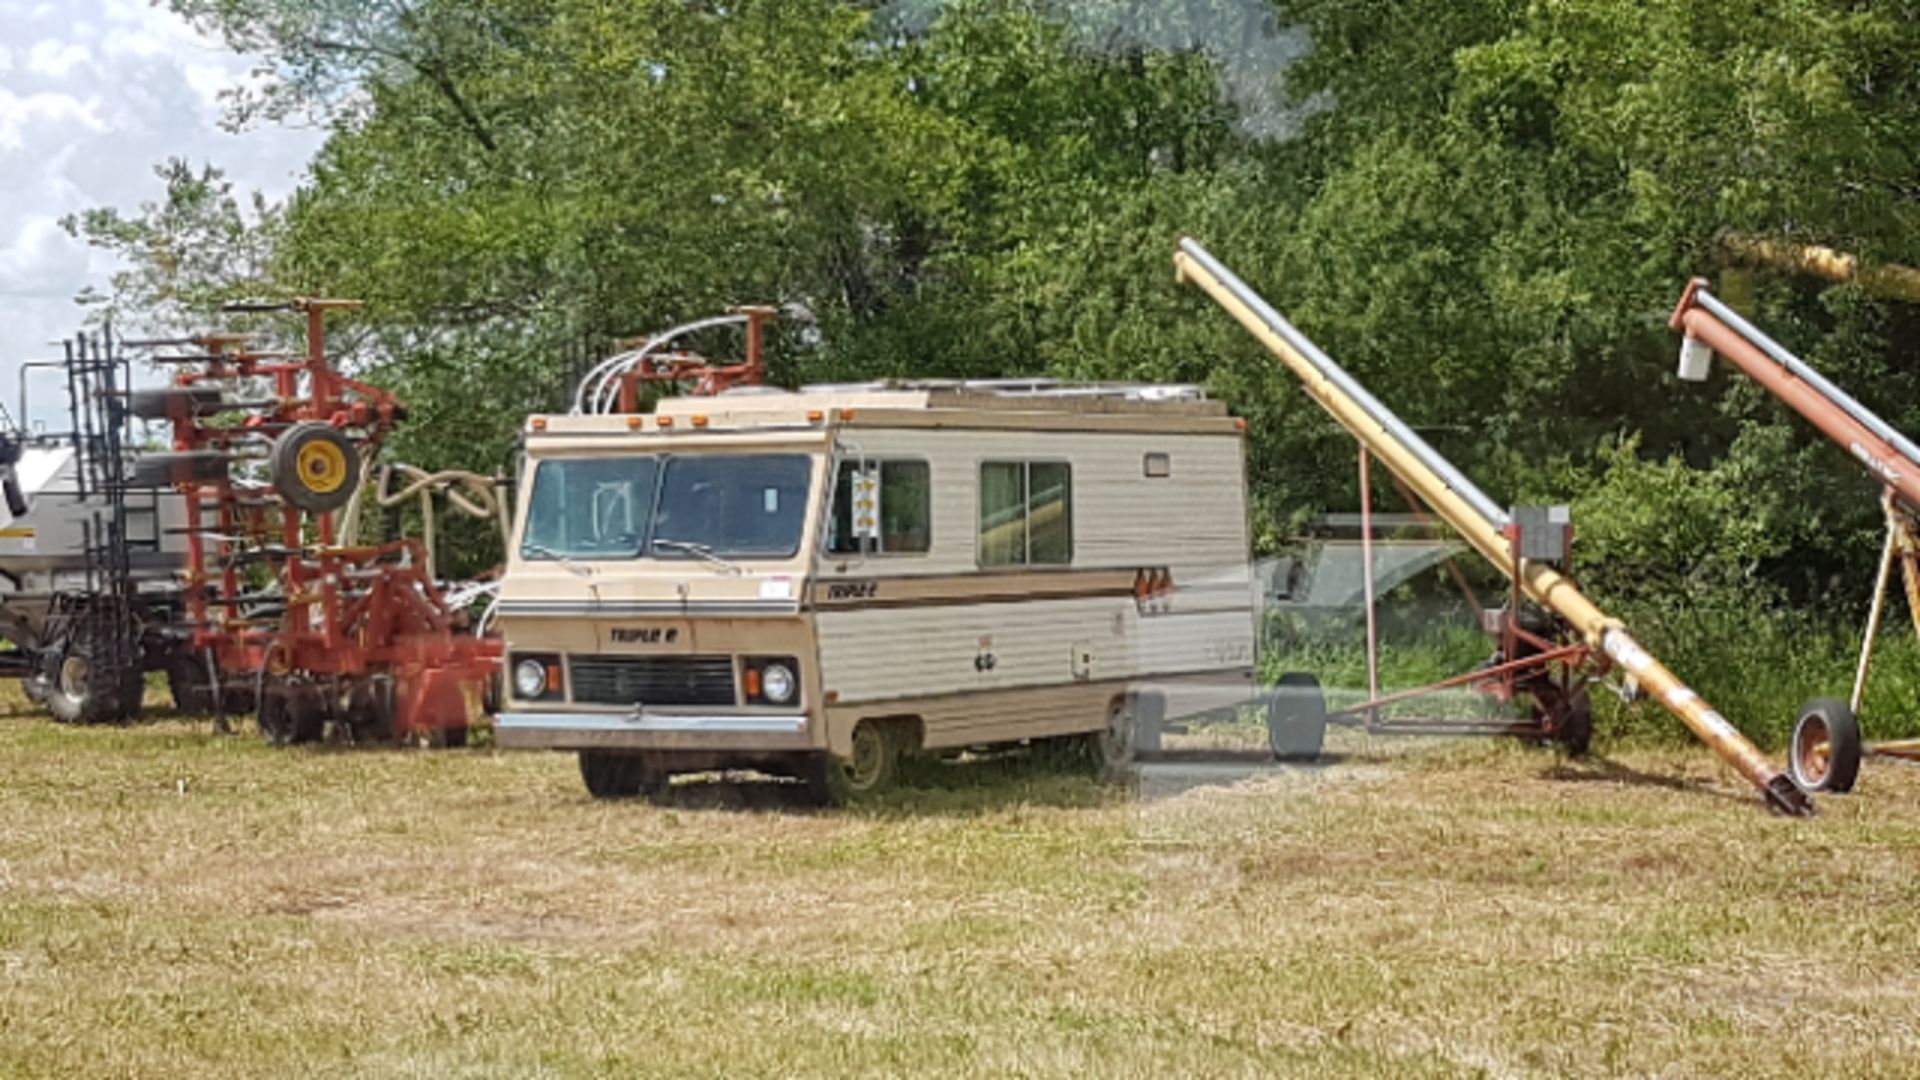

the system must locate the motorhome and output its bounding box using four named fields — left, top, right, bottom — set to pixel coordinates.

left=491, top=380, right=1258, bottom=801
